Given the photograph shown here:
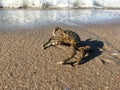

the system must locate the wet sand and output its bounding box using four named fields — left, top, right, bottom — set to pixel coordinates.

left=0, top=23, right=120, bottom=90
